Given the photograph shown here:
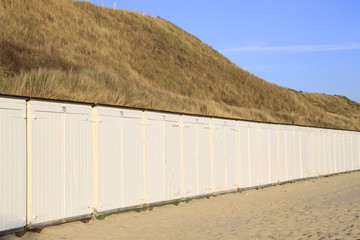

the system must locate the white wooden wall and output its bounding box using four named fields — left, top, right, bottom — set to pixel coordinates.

left=0, top=98, right=27, bottom=233
left=27, top=101, right=93, bottom=226
left=0, top=96, right=359, bottom=234
left=93, top=105, right=360, bottom=216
